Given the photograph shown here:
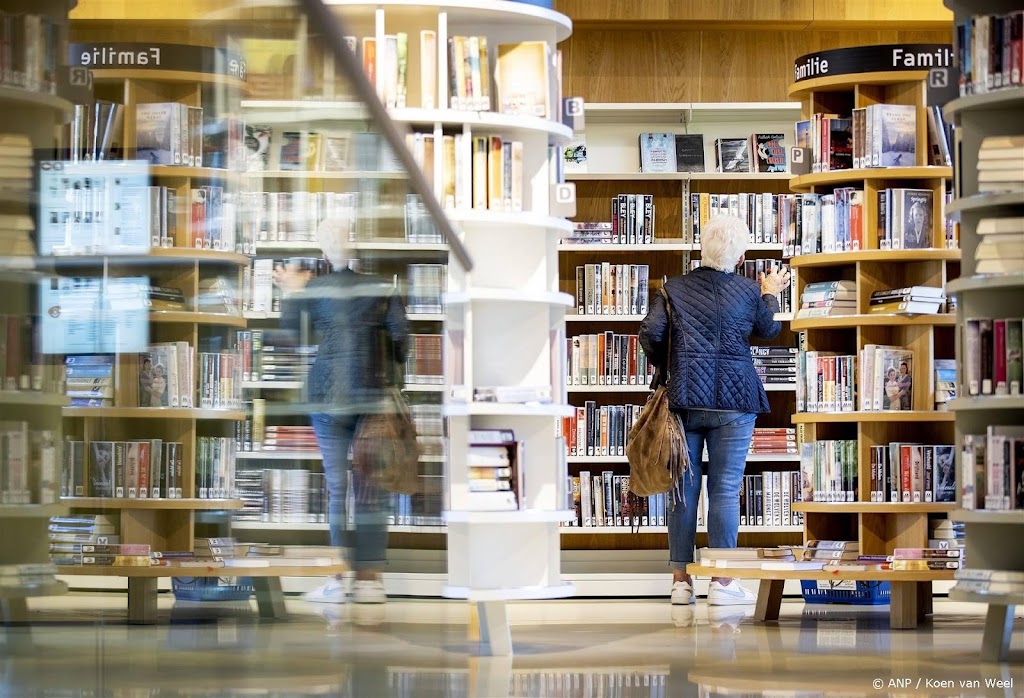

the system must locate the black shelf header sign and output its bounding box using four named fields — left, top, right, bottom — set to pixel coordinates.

left=793, top=44, right=954, bottom=83
left=68, top=43, right=247, bottom=81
